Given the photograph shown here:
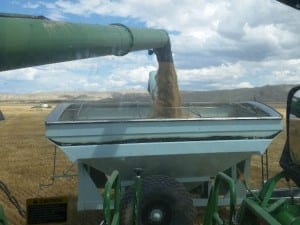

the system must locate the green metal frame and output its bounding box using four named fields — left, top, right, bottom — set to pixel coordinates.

left=203, top=172, right=237, bottom=225
left=238, top=198, right=282, bottom=225
left=103, top=170, right=121, bottom=225
left=238, top=171, right=300, bottom=225
left=0, top=204, right=8, bottom=225
left=258, top=171, right=287, bottom=207
left=134, top=173, right=141, bottom=225
left=202, top=171, right=300, bottom=225
left=103, top=170, right=142, bottom=225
